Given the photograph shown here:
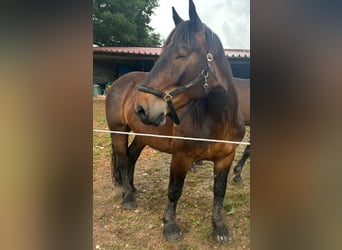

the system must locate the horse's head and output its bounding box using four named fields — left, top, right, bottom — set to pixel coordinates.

left=135, top=0, right=226, bottom=126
